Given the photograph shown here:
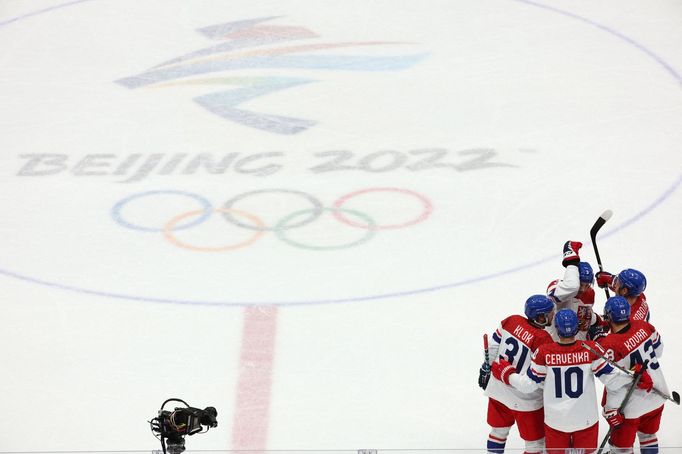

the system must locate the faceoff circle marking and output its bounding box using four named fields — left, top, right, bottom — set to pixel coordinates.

left=1, top=1, right=679, bottom=305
